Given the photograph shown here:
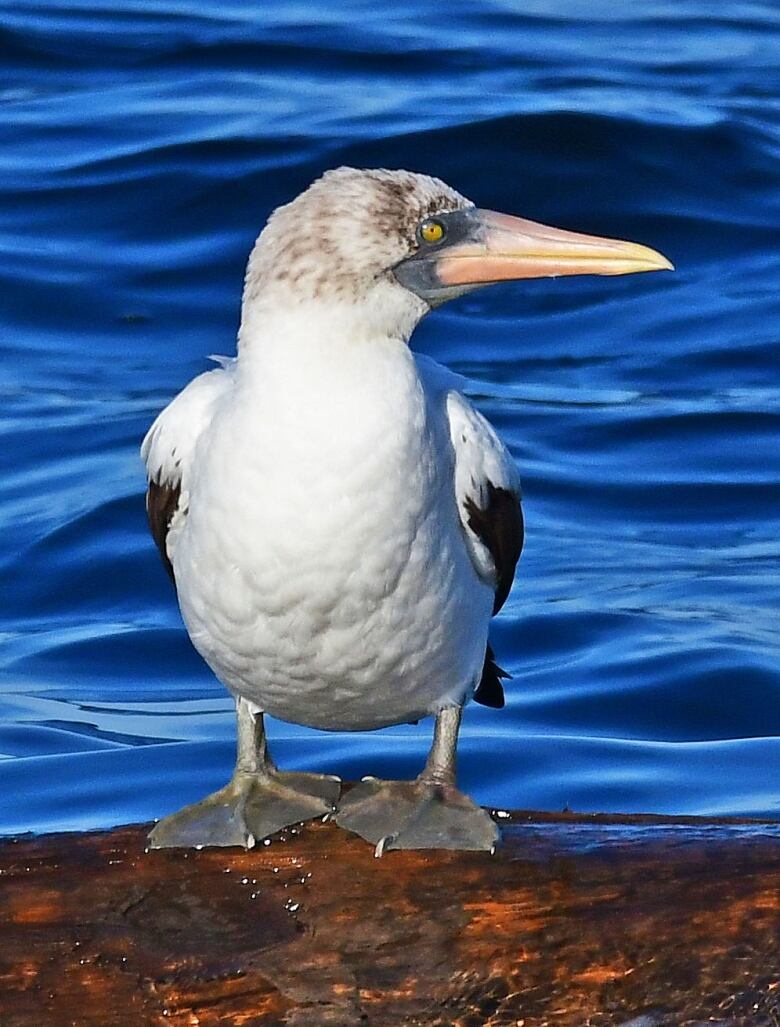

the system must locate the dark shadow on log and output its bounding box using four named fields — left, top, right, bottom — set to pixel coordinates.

left=1, top=808, right=779, bottom=1026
